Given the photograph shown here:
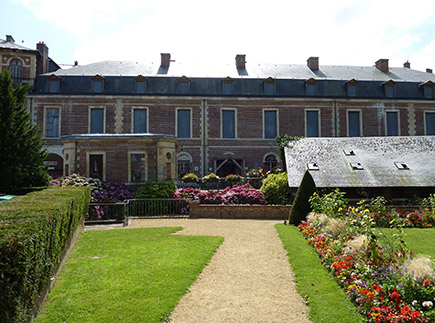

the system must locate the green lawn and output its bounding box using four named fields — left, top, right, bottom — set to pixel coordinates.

left=36, top=227, right=223, bottom=323
left=378, top=227, right=435, bottom=257
left=276, top=224, right=365, bottom=323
